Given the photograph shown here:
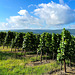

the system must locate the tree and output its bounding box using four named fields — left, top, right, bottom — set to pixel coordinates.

left=22, top=32, right=35, bottom=56
left=45, top=33, right=52, bottom=61
left=35, top=34, right=40, bottom=51
left=68, top=35, right=75, bottom=67
left=11, top=32, right=25, bottom=52
left=55, top=34, right=61, bottom=59
left=4, top=31, right=16, bottom=48
left=56, top=34, right=61, bottom=50
left=51, top=33, right=57, bottom=59
left=37, top=33, right=47, bottom=63
left=0, top=32, right=6, bottom=48
left=57, top=28, right=71, bottom=73
left=35, top=34, right=40, bottom=59
left=10, top=32, right=17, bottom=51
